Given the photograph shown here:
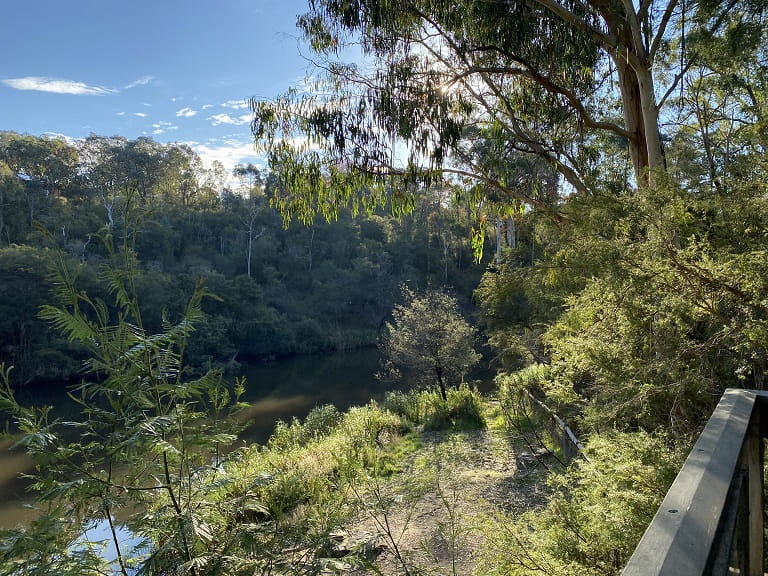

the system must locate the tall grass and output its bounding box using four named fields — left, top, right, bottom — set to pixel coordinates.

left=383, top=384, right=486, bottom=431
